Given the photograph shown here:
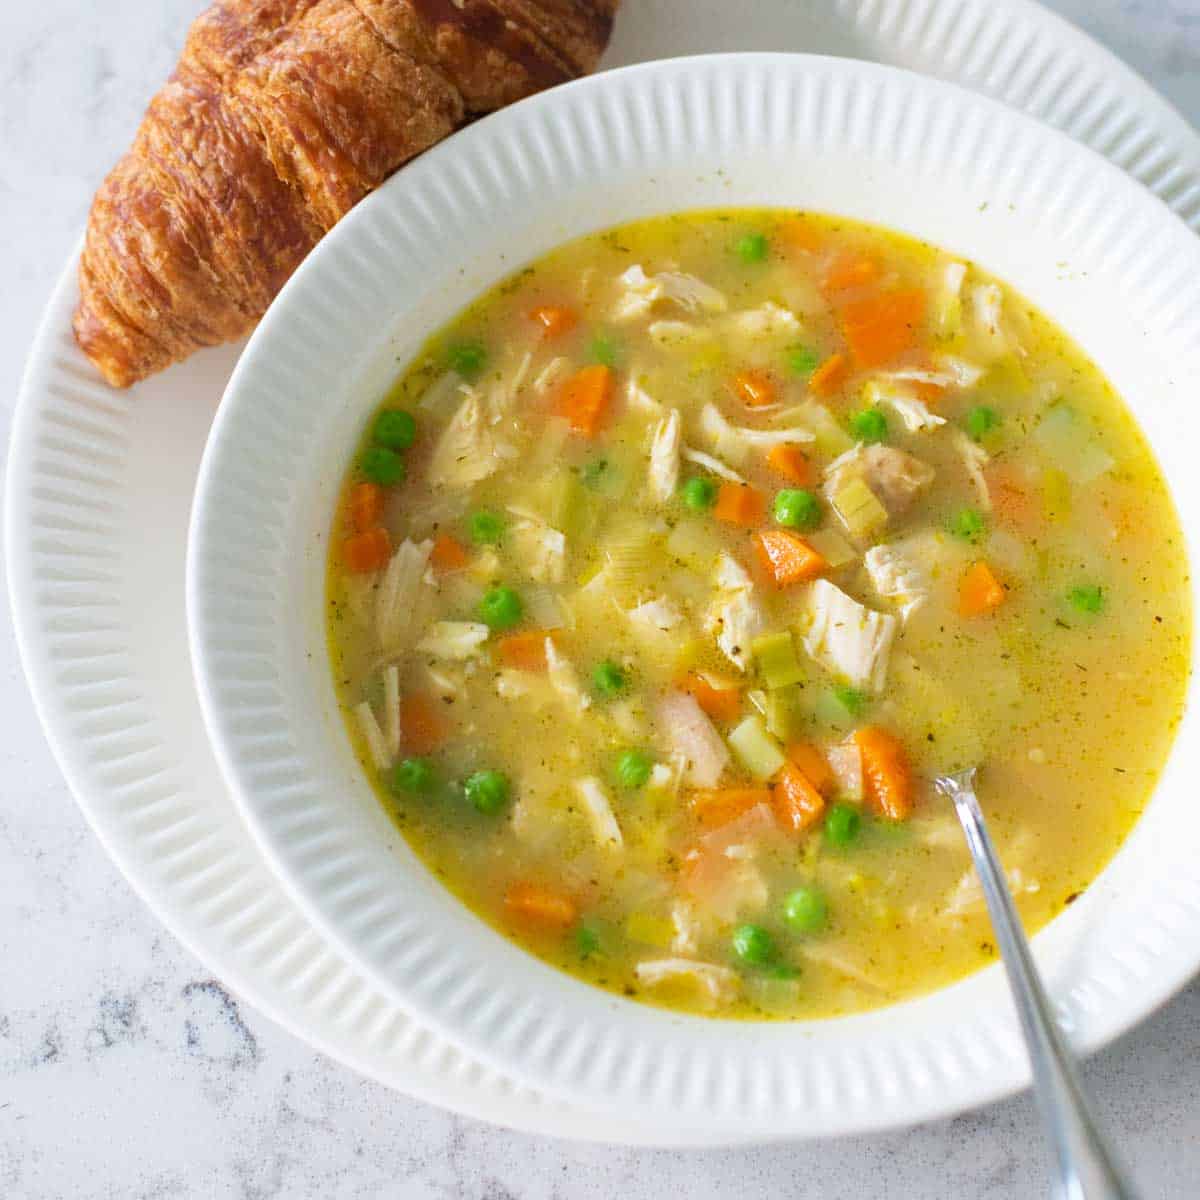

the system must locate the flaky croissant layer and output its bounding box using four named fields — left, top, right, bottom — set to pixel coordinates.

left=73, top=0, right=618, bottom=388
